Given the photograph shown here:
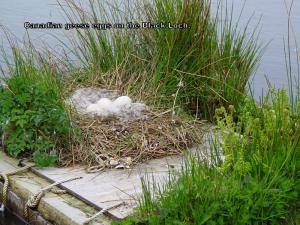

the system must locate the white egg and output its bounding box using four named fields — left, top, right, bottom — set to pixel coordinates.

left=108, top=105, right=120, bottom=115
left=97, top=98, right=113, bottom=110
left=86, top=104, right=100, bottom=113
left=113, top=96, right=132, bottom=108
left=95, top=108, right=109, bottom=117
left=86, top=103, right=110, bottom=117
